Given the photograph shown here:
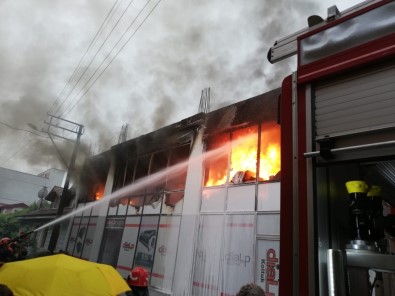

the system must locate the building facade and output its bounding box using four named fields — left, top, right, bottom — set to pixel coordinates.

left=48, top=89, right=281, bottom=295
